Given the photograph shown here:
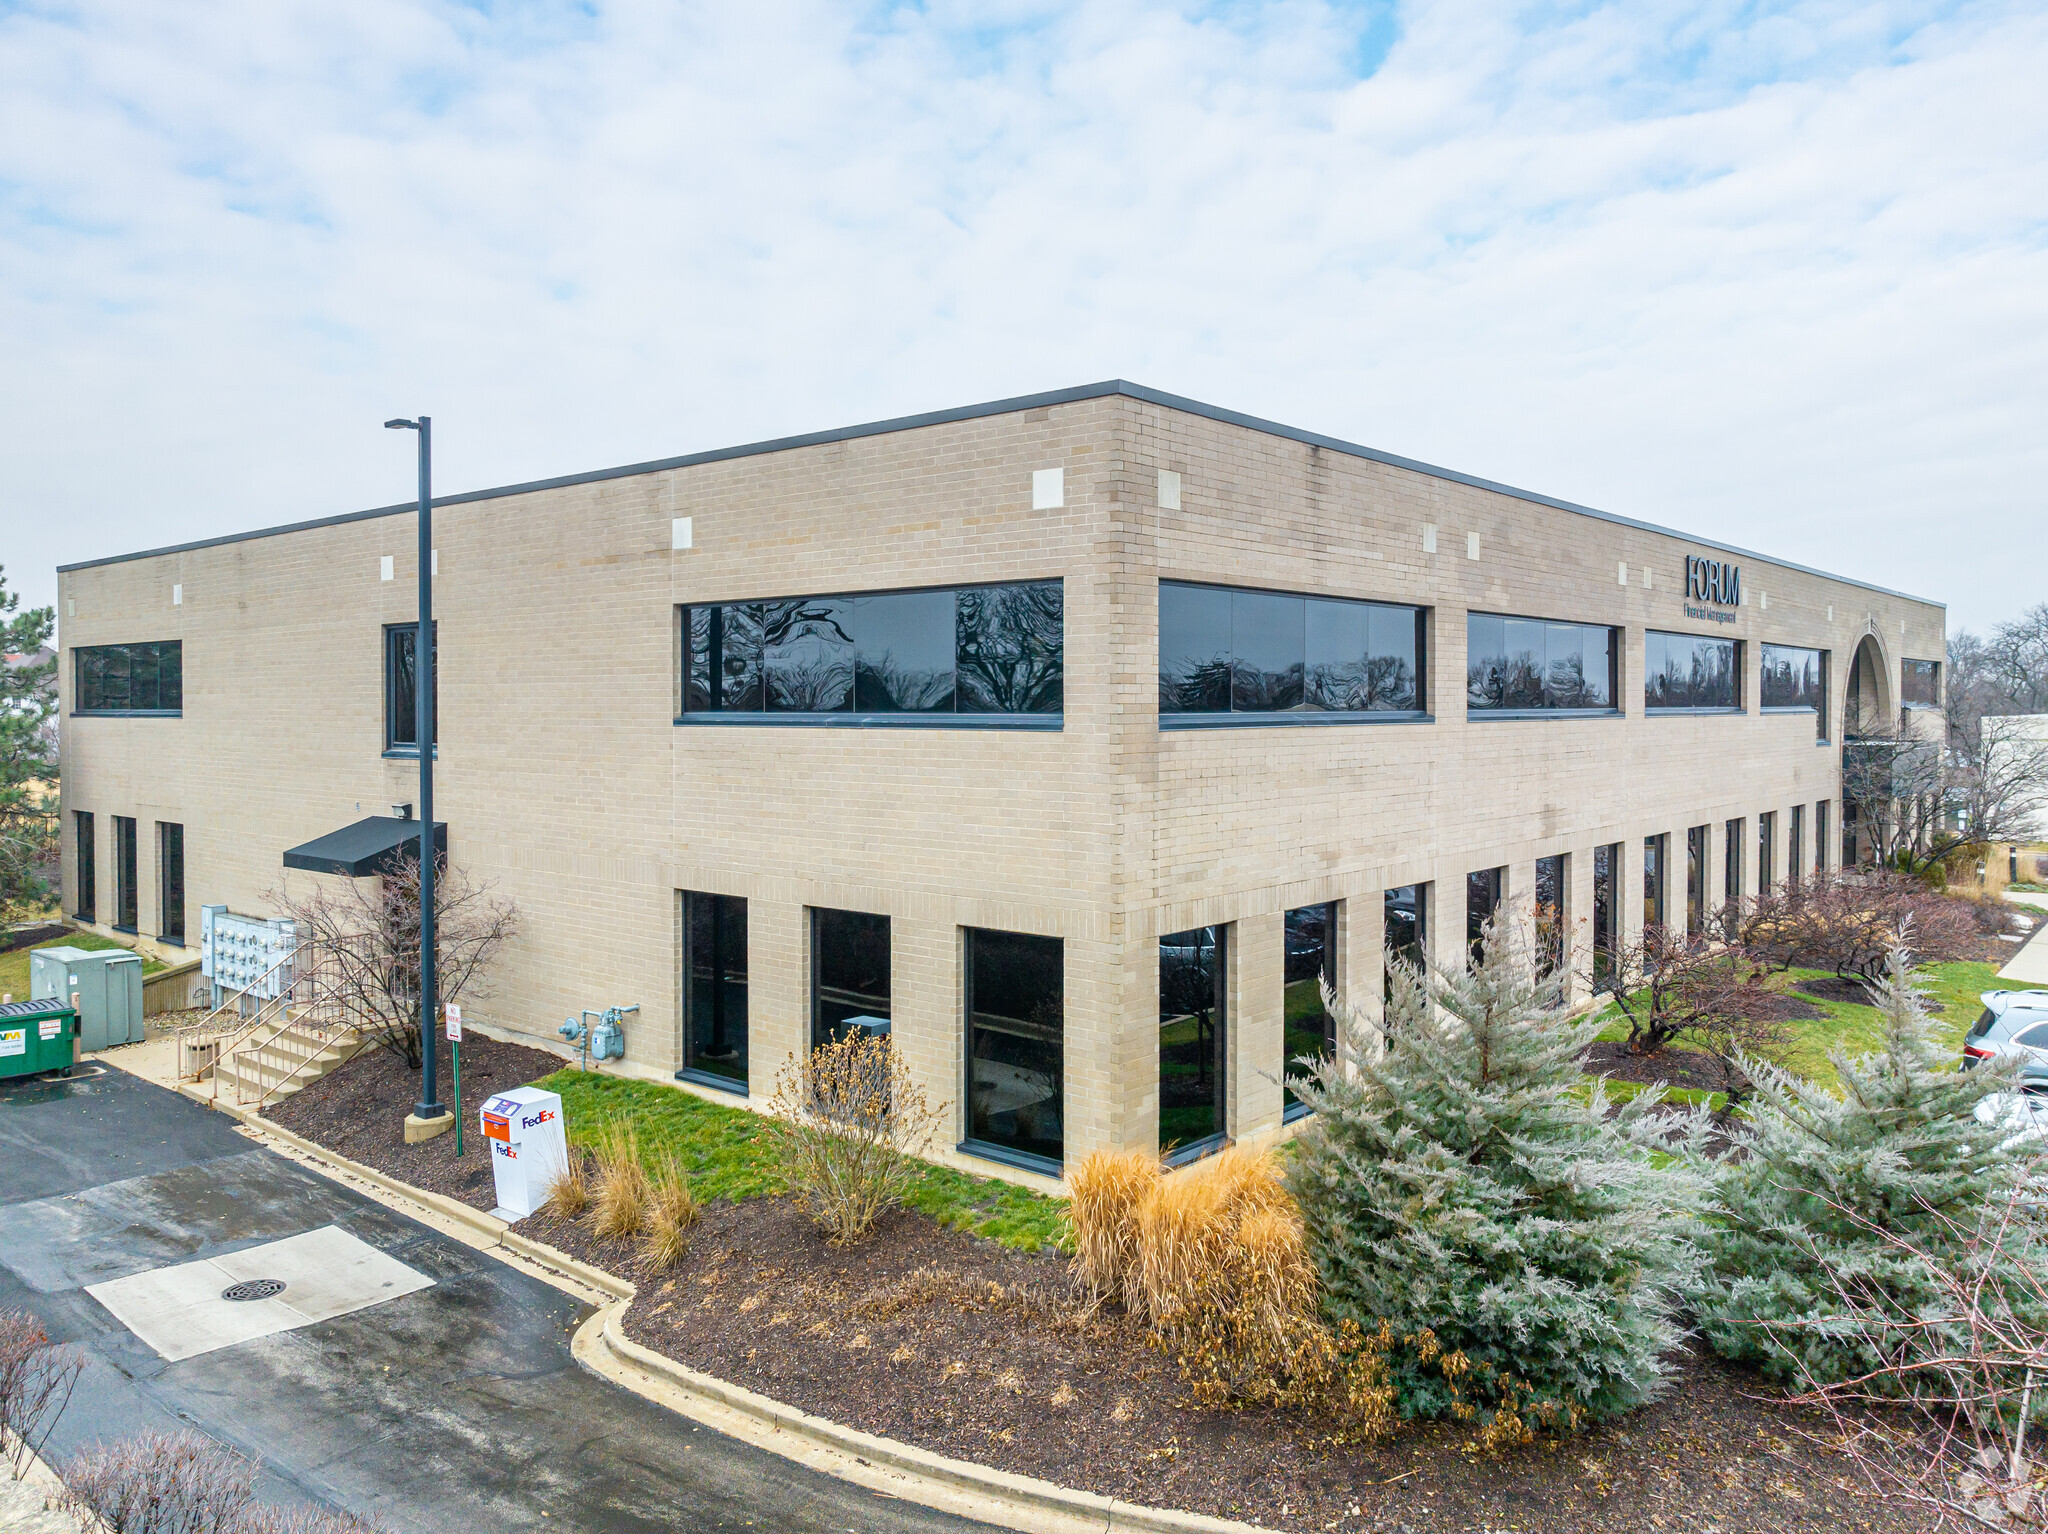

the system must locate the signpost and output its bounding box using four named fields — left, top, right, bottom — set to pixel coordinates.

left=447, top=1003, right=464, bottom=1156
